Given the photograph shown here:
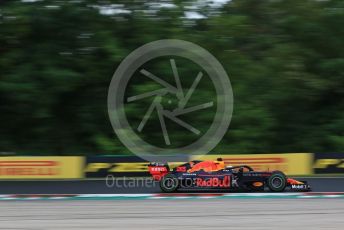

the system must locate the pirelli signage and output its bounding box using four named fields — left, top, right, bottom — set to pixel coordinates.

left=191, top=153, right=313, bottom=176
left=0, top=157, right=84, bottom=179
